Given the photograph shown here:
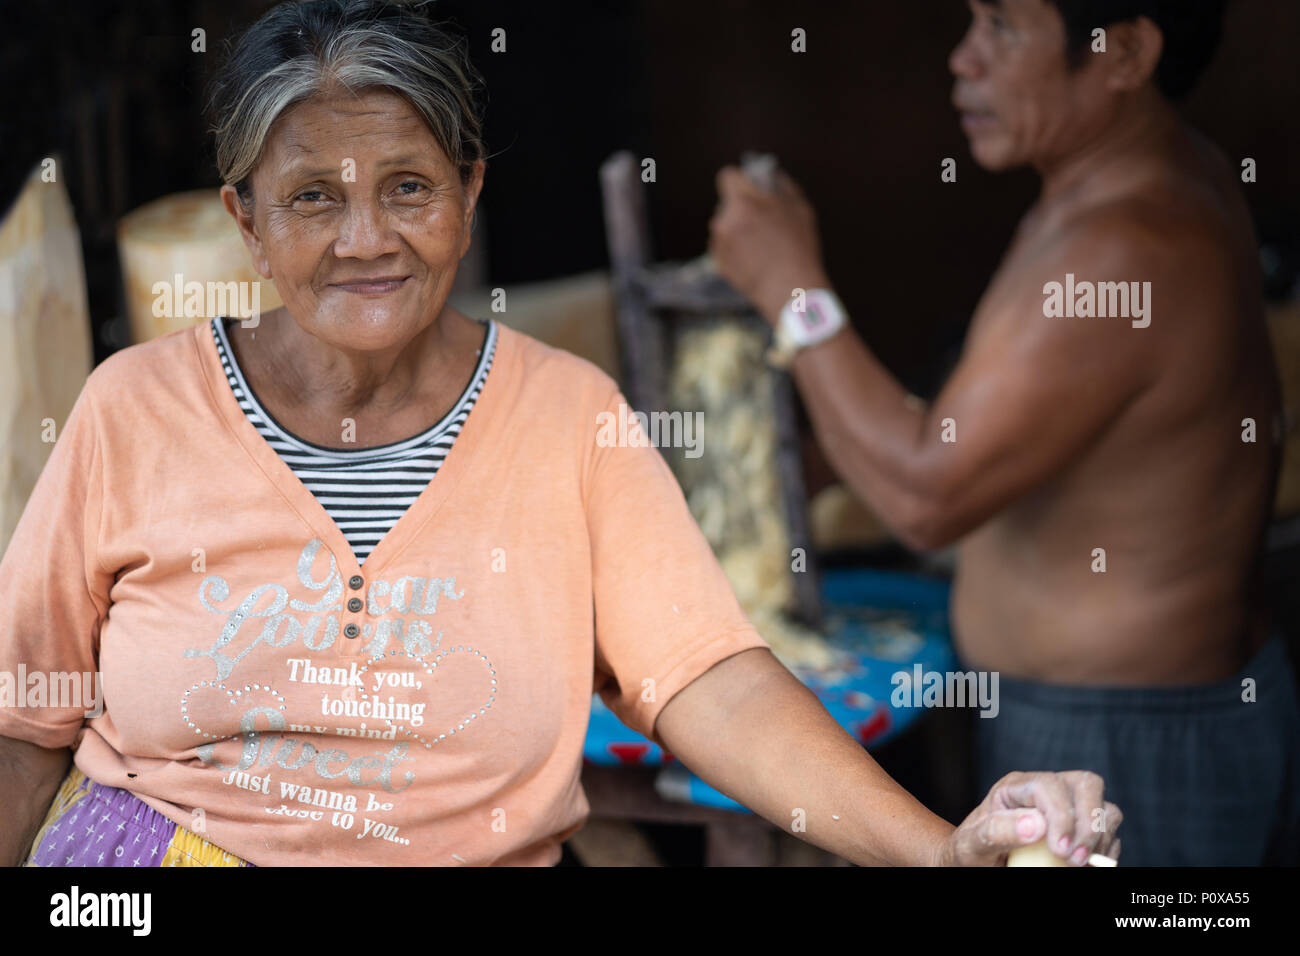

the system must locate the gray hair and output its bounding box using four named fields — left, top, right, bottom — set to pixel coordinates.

left=206, top=0, right=487, bottom=206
